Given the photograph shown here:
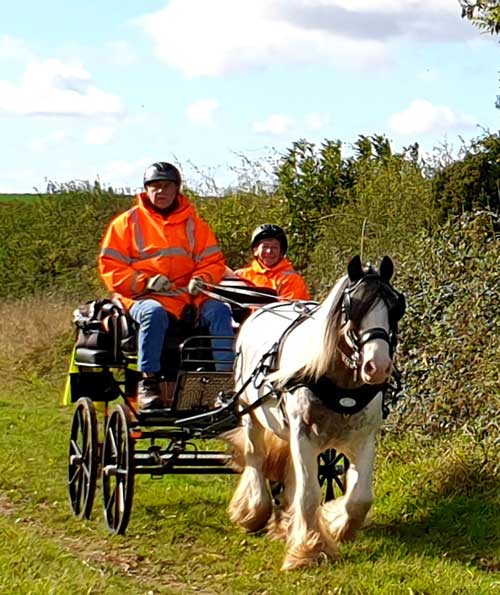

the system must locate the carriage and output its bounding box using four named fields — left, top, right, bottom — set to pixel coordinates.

left=66, top=280, right=351, bottom=537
